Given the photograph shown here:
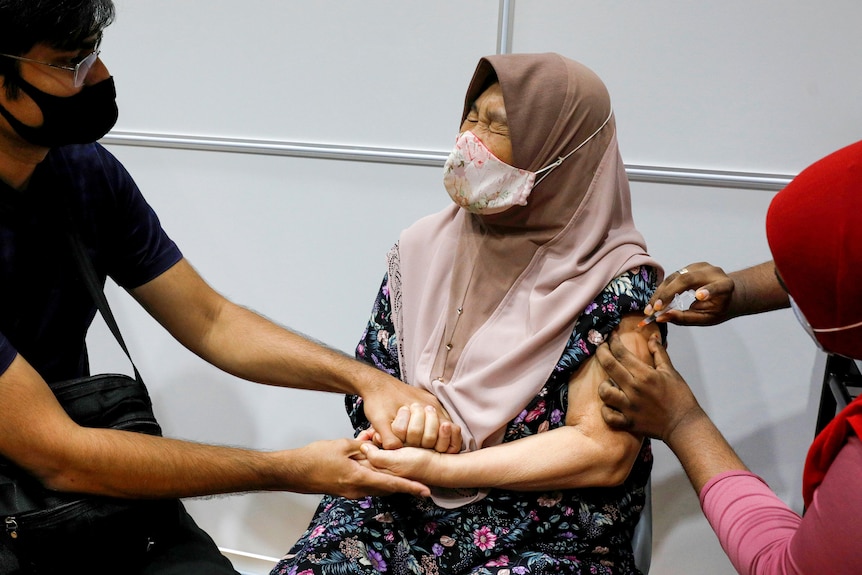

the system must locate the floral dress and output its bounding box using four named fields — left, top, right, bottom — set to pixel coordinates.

left=271, top=266, right=660, bottom=575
